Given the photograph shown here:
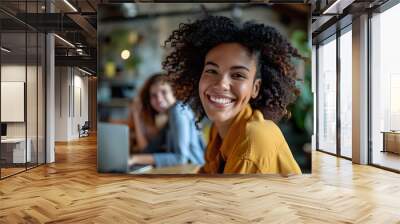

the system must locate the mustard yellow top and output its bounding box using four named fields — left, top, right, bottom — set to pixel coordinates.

left=199, top=104, right=302, bottom=175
